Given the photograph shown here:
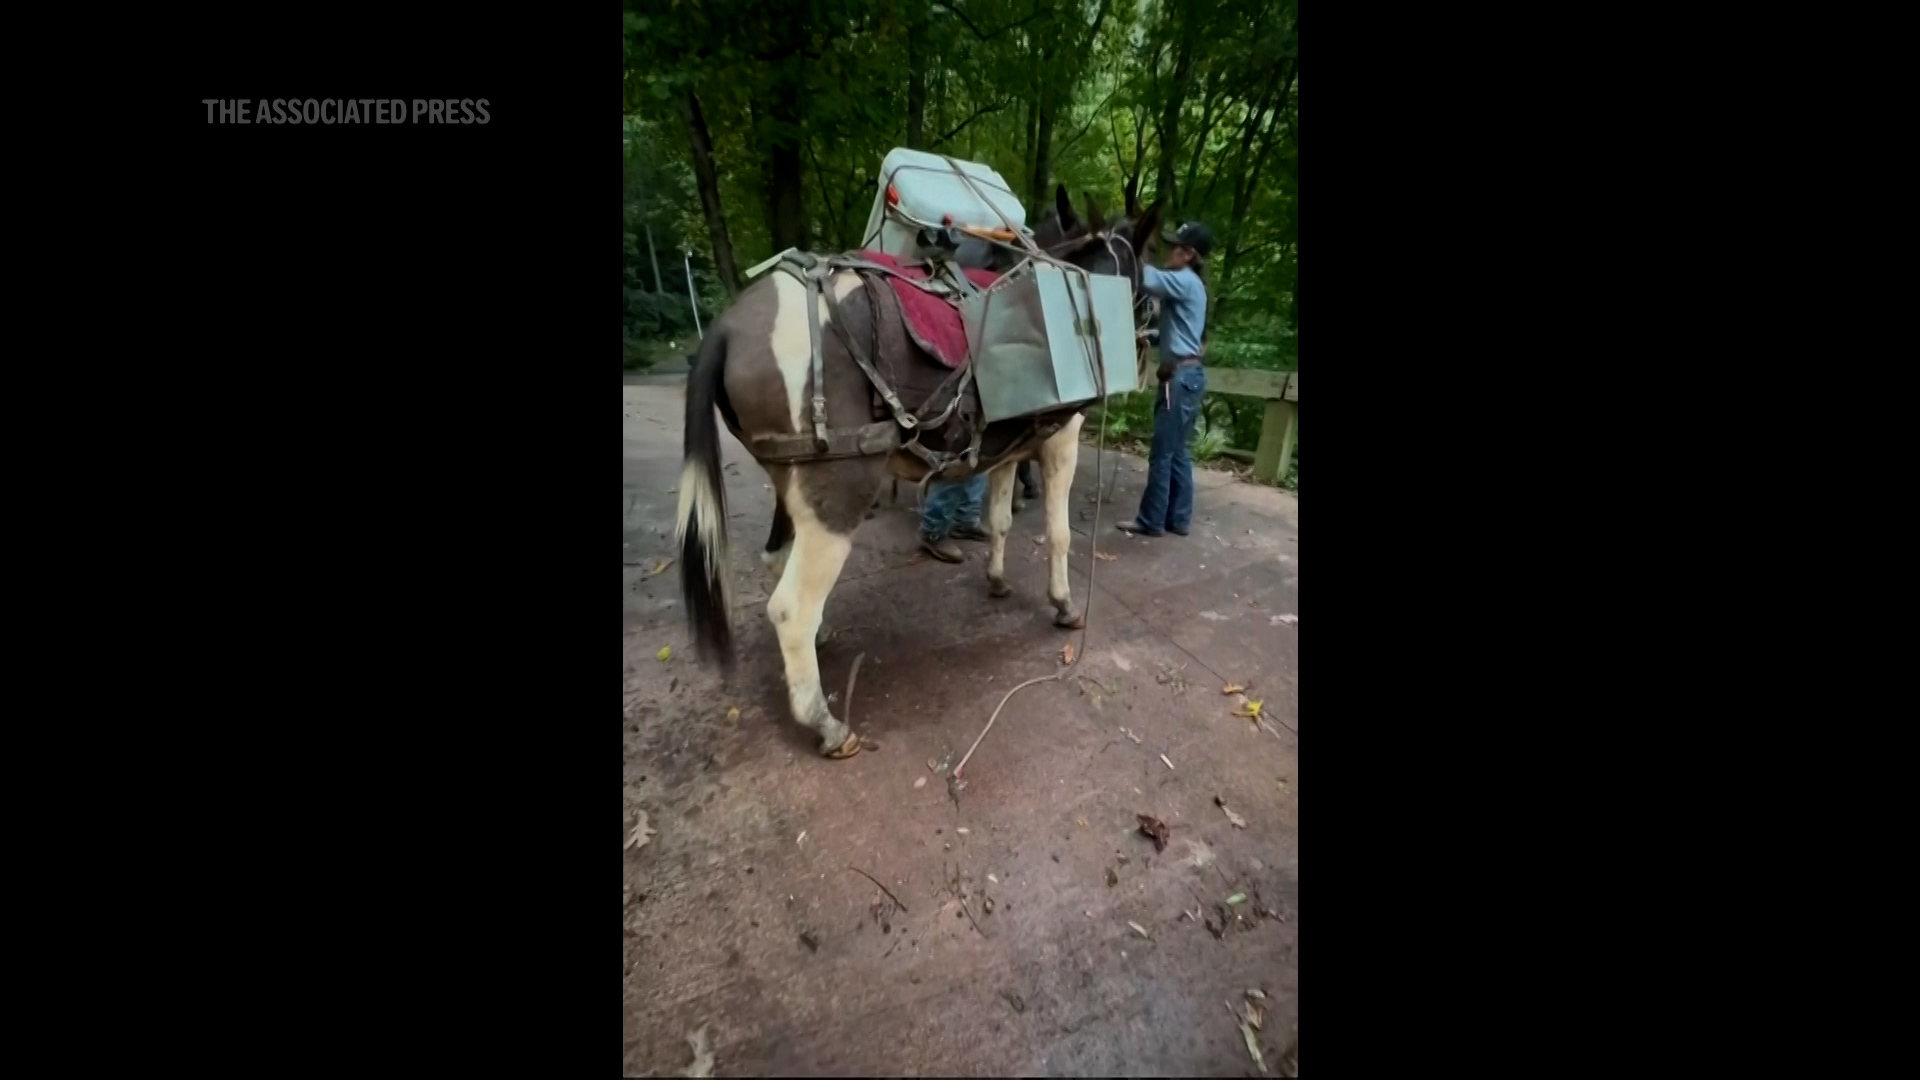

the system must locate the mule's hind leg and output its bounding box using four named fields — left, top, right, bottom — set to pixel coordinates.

left=767, top=461, right=885, bottom=757
left=984, top=461, right=1018, bottom=598
left=761, top=487, right=794, bottom=579
left=1040, top=414, right=1087, bottom=628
